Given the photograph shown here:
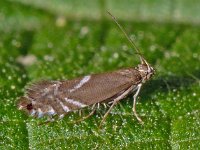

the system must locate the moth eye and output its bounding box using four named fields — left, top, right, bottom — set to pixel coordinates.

left=26, top=103, right=33, bottom=110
